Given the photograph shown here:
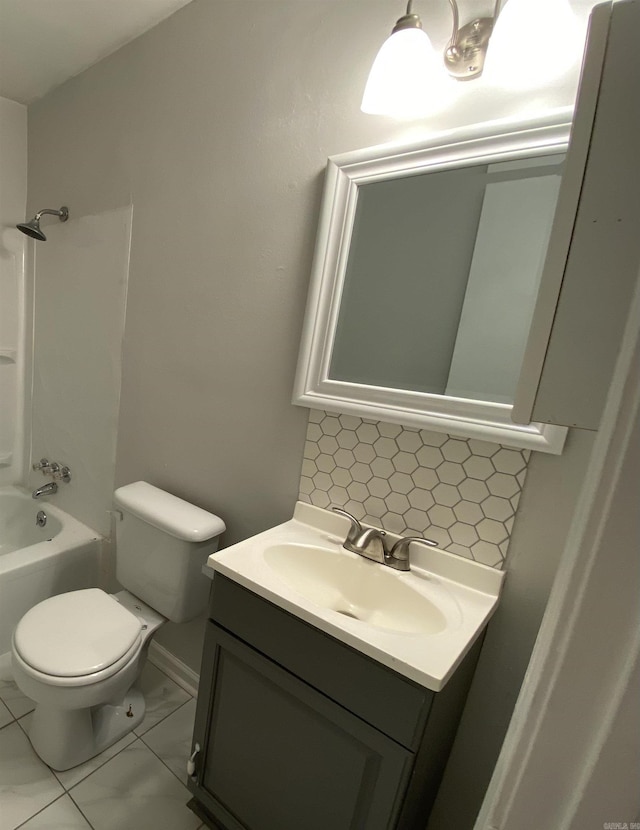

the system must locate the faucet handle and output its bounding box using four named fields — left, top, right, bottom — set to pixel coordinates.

left=388, top=536, right=438, bottom=566
left=31, top=458, right=72, bottom=483
left=390, top=536, right=438, bottom=556
left=331, top=507, right=363, bottom=544
left=52, top=465, right=72, bottom=483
